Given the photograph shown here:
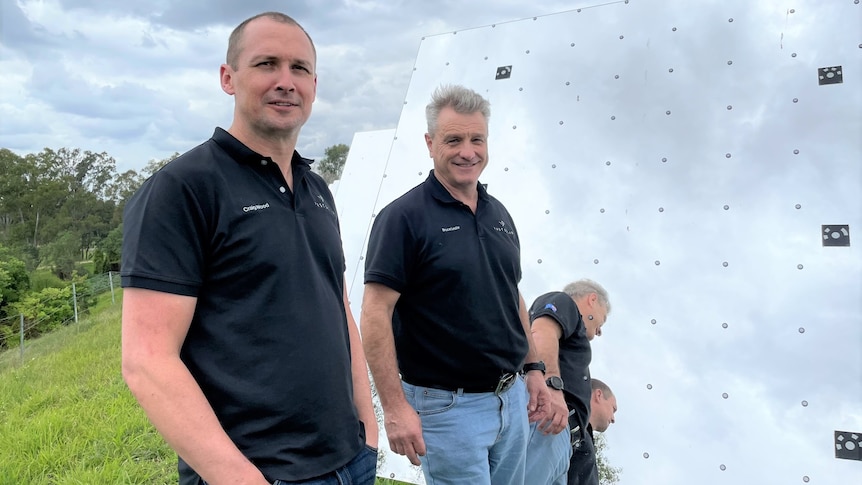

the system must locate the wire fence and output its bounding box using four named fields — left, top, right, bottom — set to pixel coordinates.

left=0, top=271, right=121, bottom=363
